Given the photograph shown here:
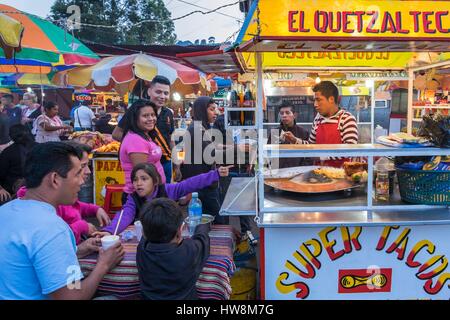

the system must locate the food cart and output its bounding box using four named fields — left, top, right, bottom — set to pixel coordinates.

left=218, top=0, right=450, bottom=299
